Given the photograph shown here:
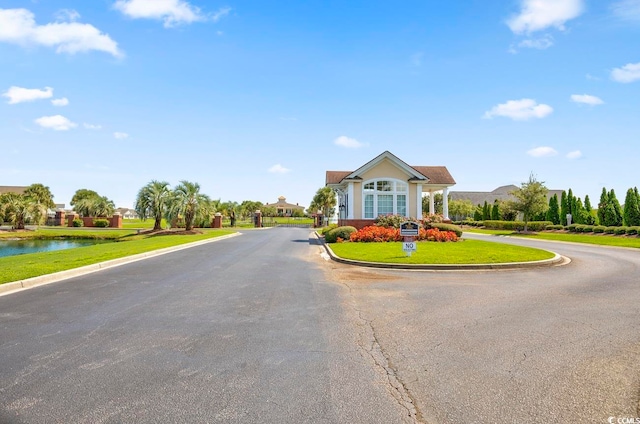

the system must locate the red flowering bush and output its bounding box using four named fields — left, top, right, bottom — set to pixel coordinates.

left=350, top=226, right=402, bottom=242
left=350, top=226, right=458, bottom=242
